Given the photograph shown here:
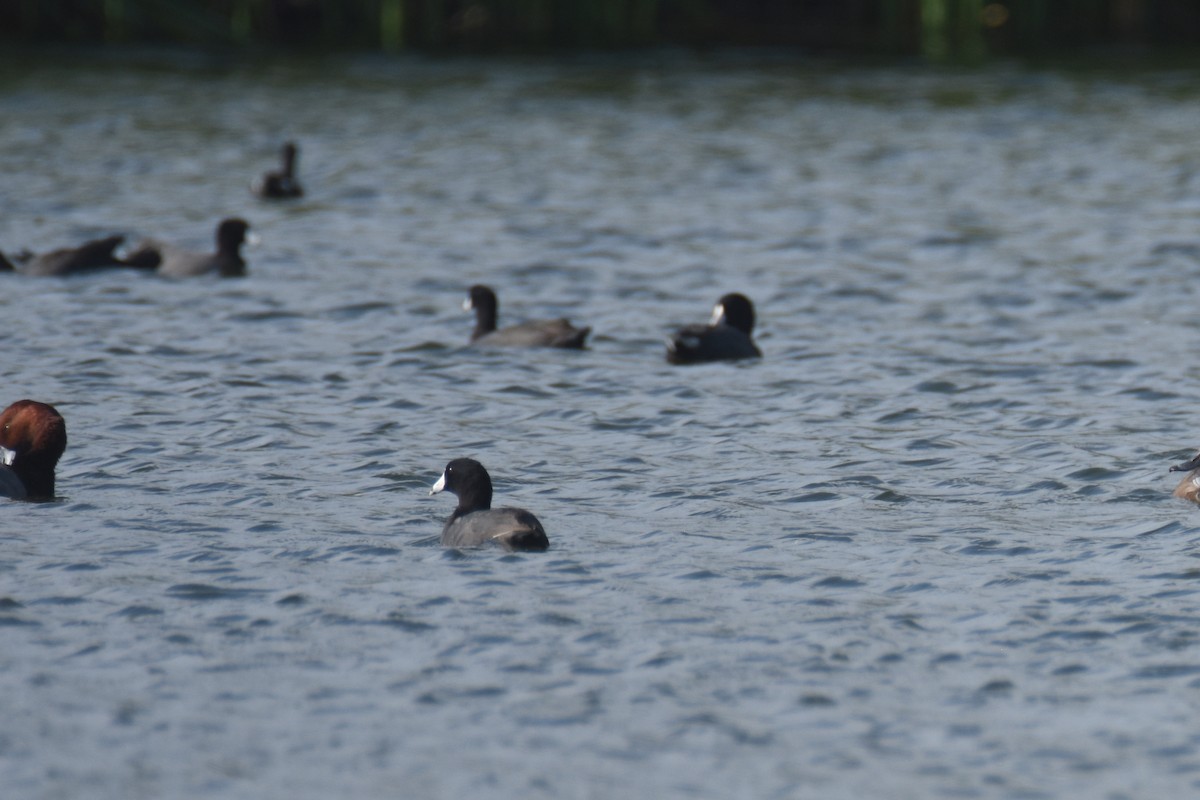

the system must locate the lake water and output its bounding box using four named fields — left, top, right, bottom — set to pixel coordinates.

left=4, top=49, right=1200, bottom=799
